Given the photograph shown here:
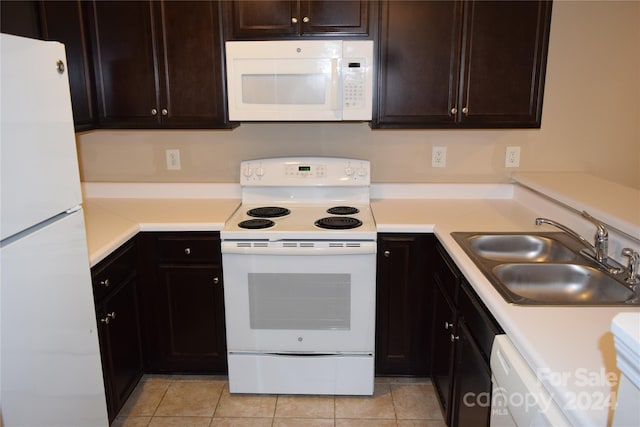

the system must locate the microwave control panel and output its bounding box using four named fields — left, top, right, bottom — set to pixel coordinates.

left=343, top=61, right=366, bottom=110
